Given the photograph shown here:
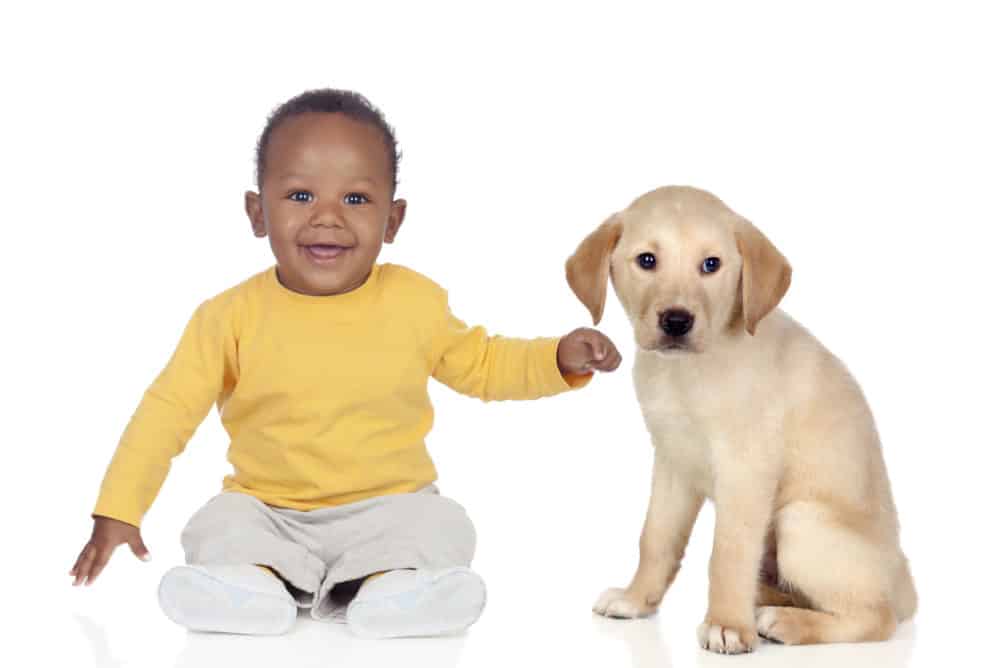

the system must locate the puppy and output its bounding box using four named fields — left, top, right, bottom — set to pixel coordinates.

left=567, top=186, right=915, bottom=654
